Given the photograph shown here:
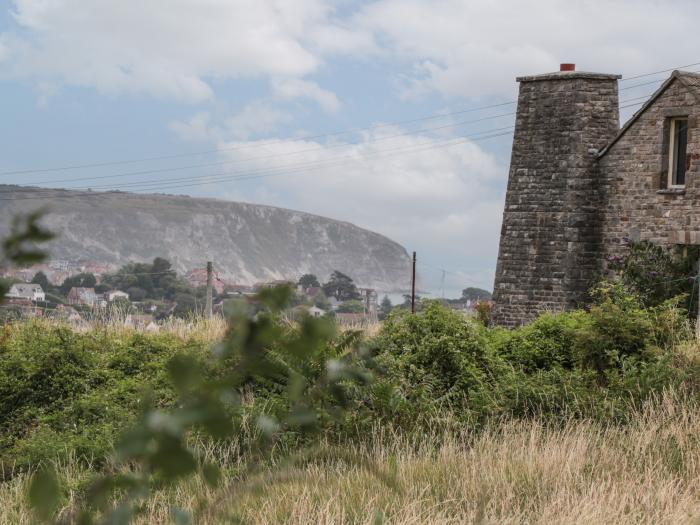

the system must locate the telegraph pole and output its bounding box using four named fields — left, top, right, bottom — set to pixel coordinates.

left=411, top=251, right=417, bottom=314
left=205, top=261, right=213, bottom=319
